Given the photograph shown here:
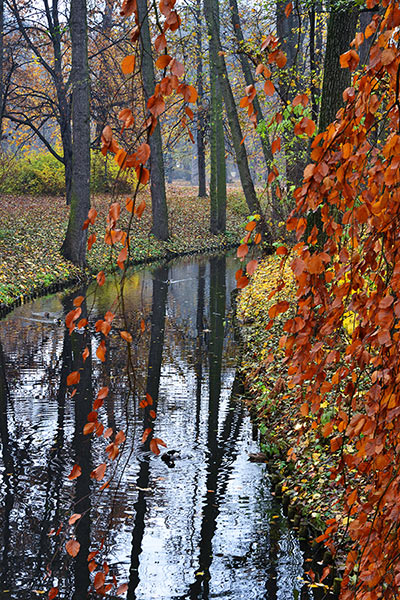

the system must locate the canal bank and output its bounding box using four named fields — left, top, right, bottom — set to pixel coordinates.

left=237, top=255, right=348, bottom=597
left=0, top=187, right=247, bottom=314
